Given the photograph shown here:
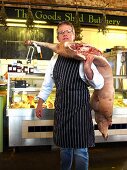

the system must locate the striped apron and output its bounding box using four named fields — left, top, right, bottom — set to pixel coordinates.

left=53, top=56, right=95, bottom=148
